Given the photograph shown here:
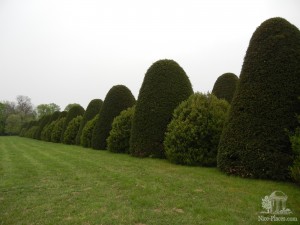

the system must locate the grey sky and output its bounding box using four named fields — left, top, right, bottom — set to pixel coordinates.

left=1, top=0, right=300, bottom=110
